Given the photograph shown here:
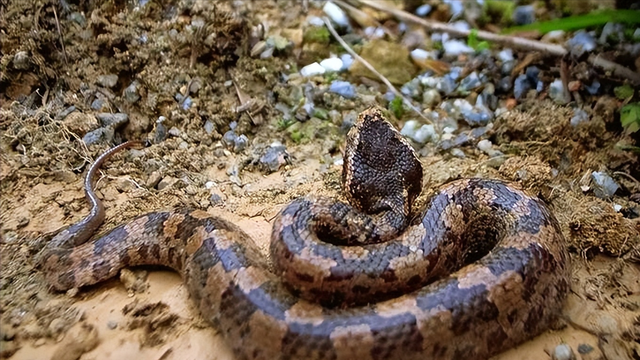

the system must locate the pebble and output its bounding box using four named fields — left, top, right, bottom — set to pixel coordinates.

left=97, top=74, right=118, bottom=88
left=12, top=51, right=31, bottom=70
left=82, top=127, right=114, bottom=146
left=300, top=62, right=325, bottom=77
left=591, top=171, right=619, bottom=198
left=233, top=134, right=248, bottom=153
left=444, top=0, right=464, bottom=19
left=570, top=108, right=589, bottom=126
left=259, top=143, right=290, bottom=173
left=329, top=80, right=356, bottom=99
left=181, top=96, right=193, bottom=110
left=115, top=178, right=135, bottom=193
left=584, top=80, right=600, bottom=95
left=442, top=39, right=474, bottom=56
left=549, top=79, right=569, bottom=104
left=91, top=98, right=107, bottom=110
left=106, top=321, right=118, bottom=330
left=96, top=113, right=129, bottom=128
left=146, top=171, right=162, bottom=189
left=123, top=80, right=141, bottom=103
left=513, top=74, right=531, bottom=99
left=513, top=5, right=535, bottom=25
left=567, top=31, right=597, bottom=57
left=307, top=16, right=324, bottom=27
left=157, top=176, right=178, bottom=191
left=422, top=88, right=441, bottom=108
left=34, top=338, right=46, bottom=347
left=577, top=344, right=594, bottom=354
left=458, top=71, right=481, bottom=92
left=320, top=57, right=343, bottom=72
left=400, top=120, right=437, bottom=144
left=223, top=130, right=237, bottom=147
left=323, top=1, right=349, bottom=28
left=415, top=4, right=432, bottom=16
left=599, top=22, right=625, bottom=44
left=340, top=54, right=353, bottom=71
left=168, top=127, right=181, bottom=137
left=450, top=148, right=465, bottom=158
left=552, top=344, right=576, bottom=360
left=204, top=120, right=215, bottom=134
